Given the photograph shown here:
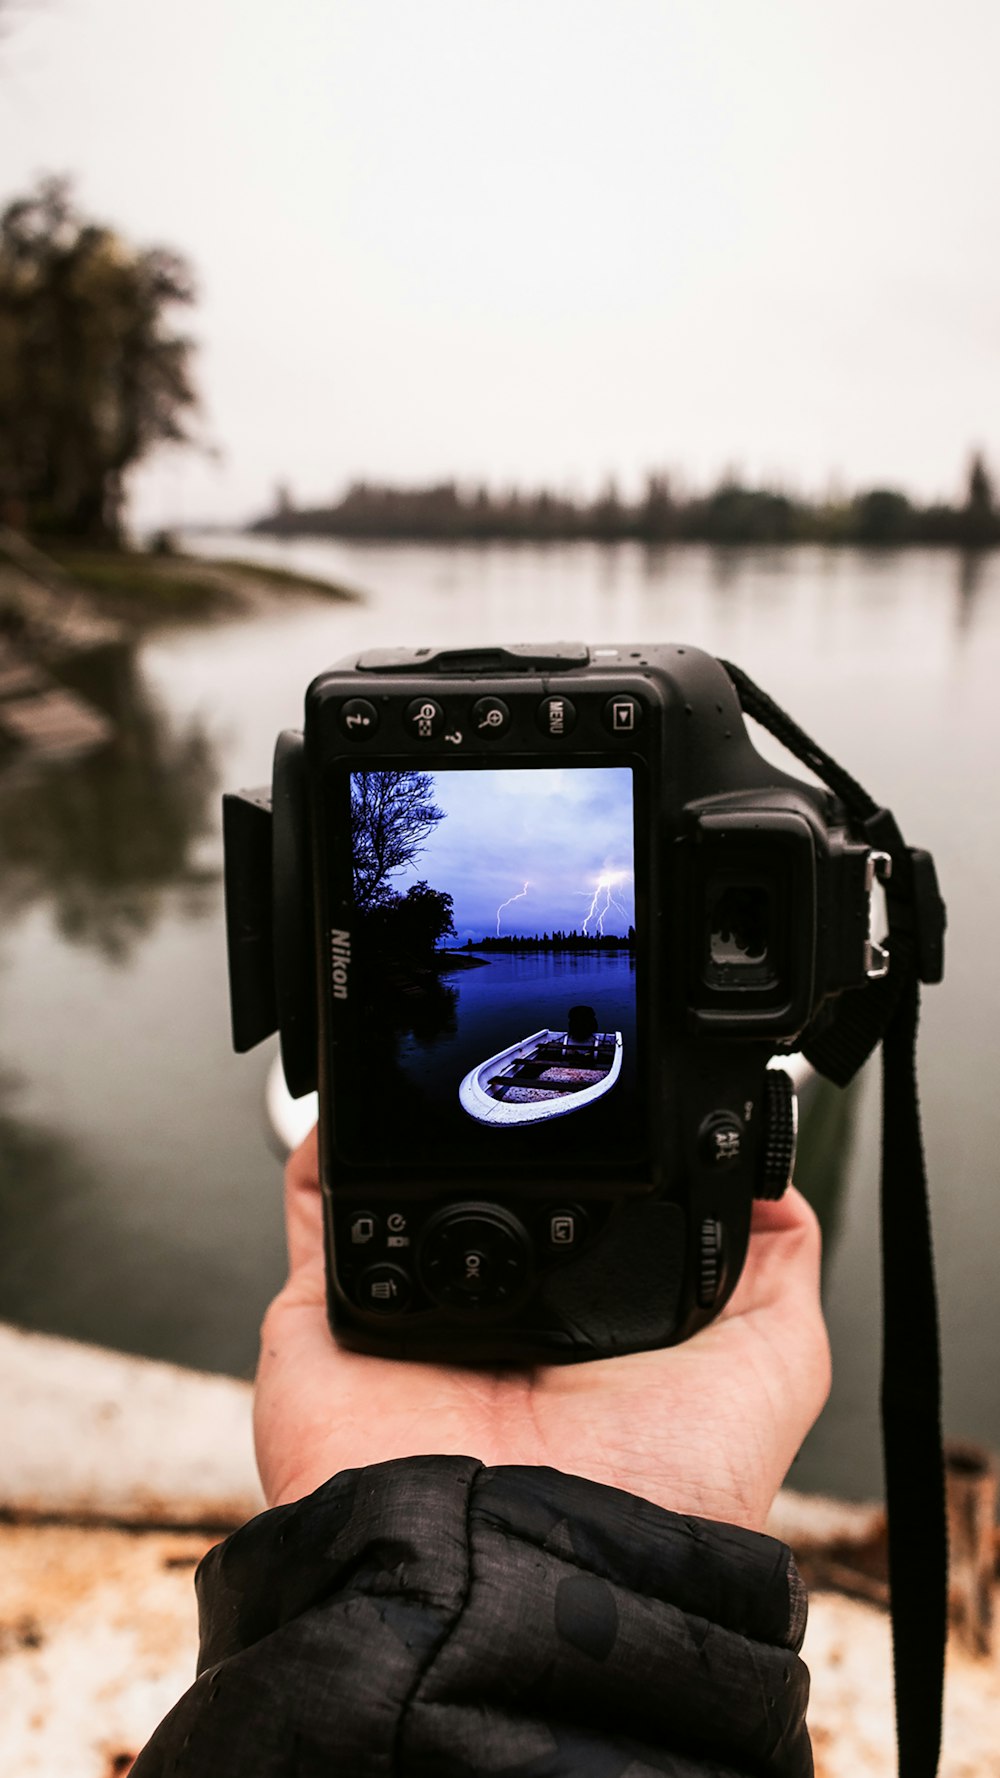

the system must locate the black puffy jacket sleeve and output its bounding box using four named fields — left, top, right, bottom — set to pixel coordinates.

left=132, top=1455, right=812, bottom=1777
